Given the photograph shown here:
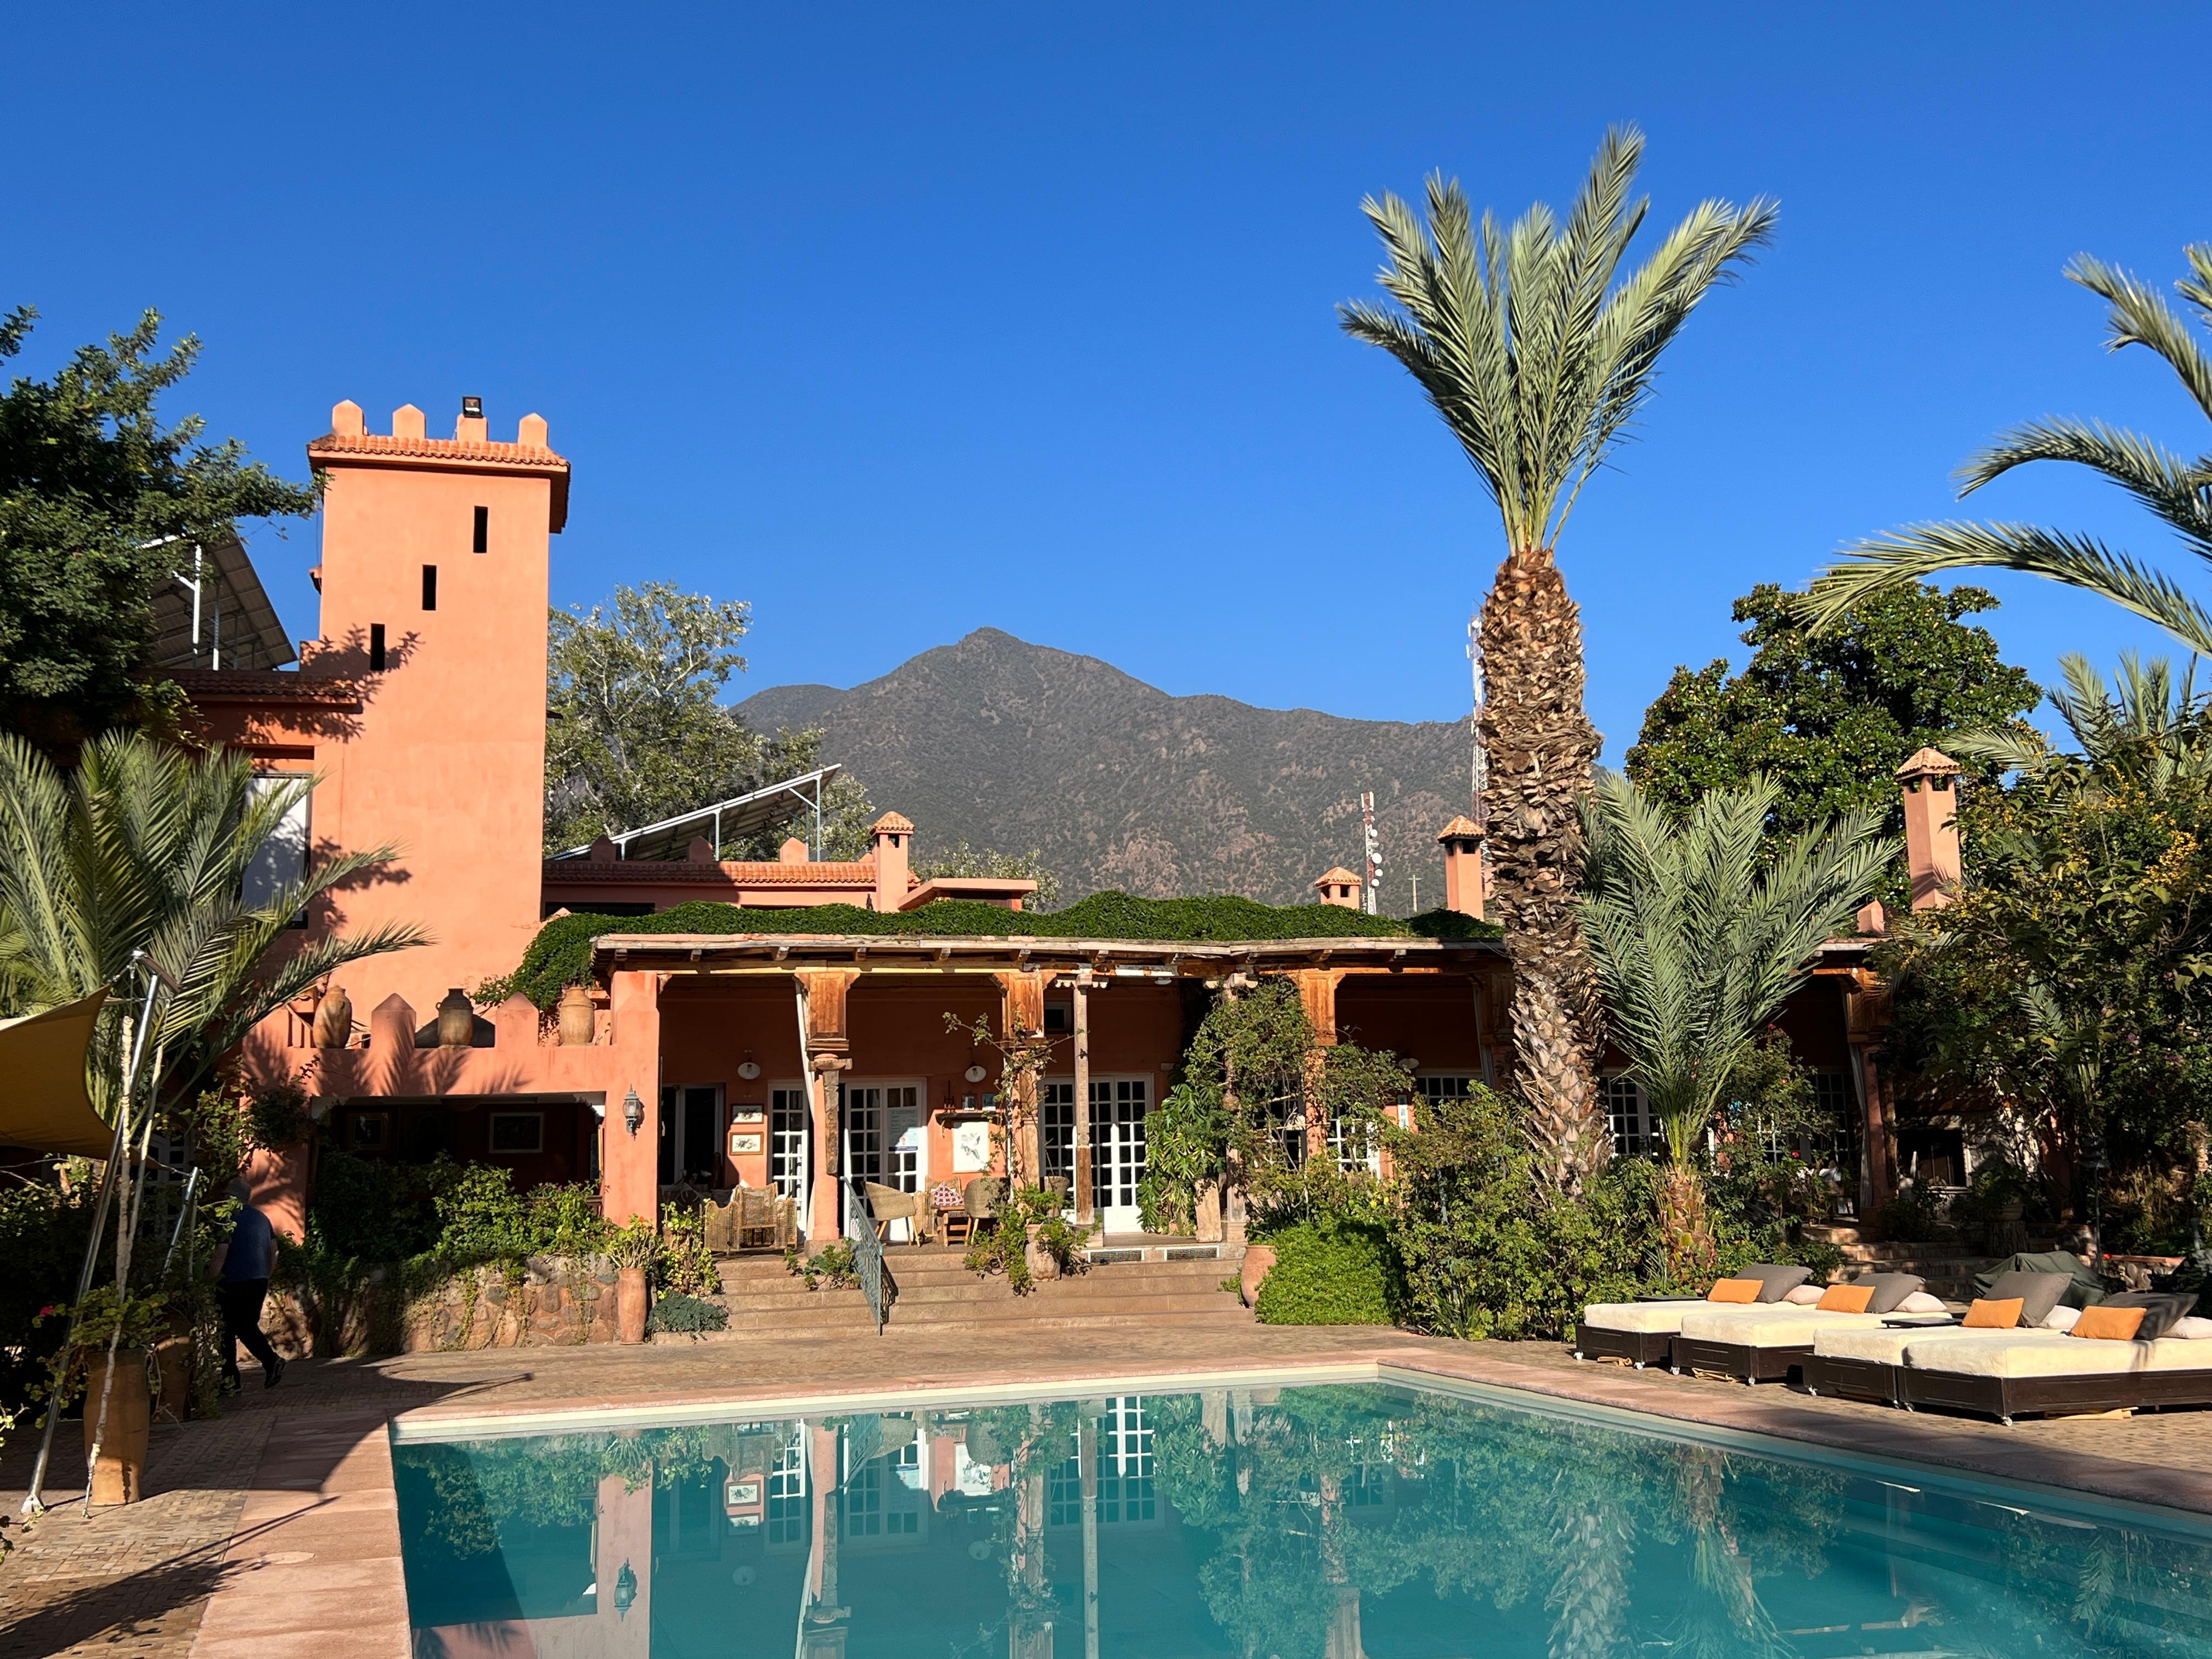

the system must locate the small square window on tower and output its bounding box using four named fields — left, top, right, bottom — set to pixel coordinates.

left=472, top=506, right=488, bottom=553
left=422, top=565, right=438, bottom=611
left=369, top=623, right=386, bottom=672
